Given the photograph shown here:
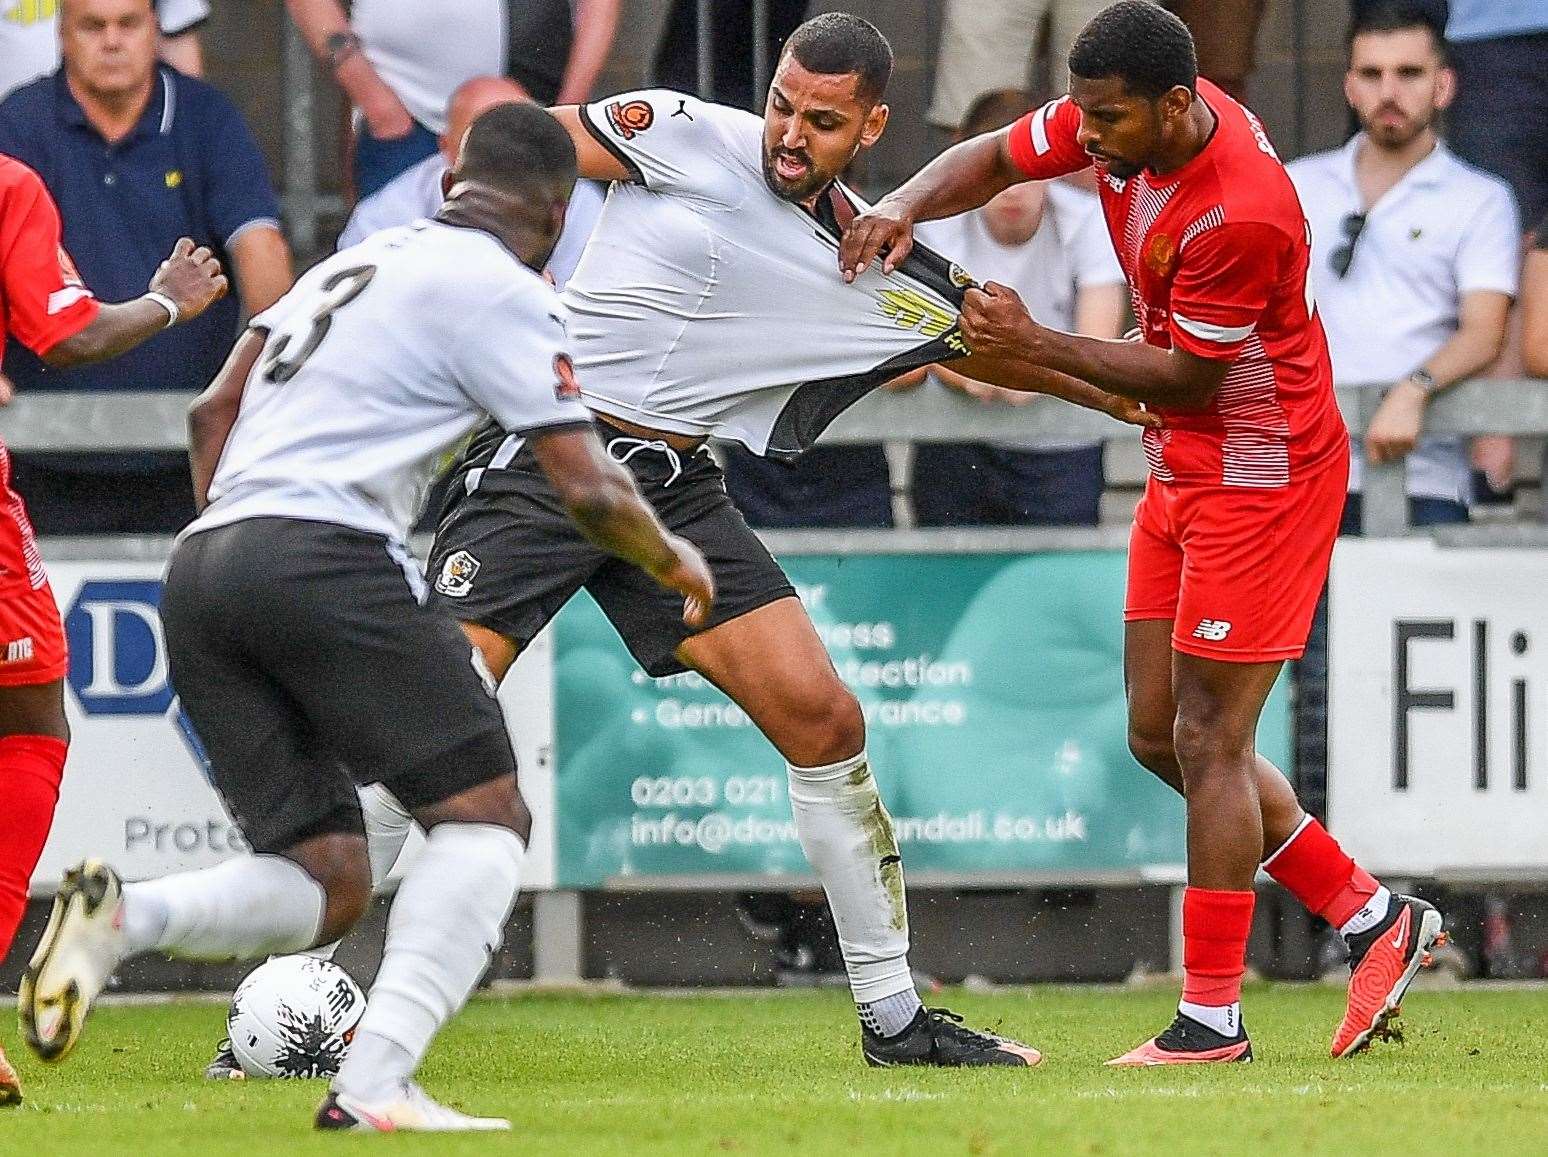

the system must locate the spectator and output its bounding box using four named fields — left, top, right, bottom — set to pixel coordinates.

left=927, top=0, right=1109, bottom=132
left=1169, top=0, right=1267, bottom=102
left=286, top=0, right=619, bottom=200
left=1525, top=214, right=1548, bottom=379
left=653, top=0, right=808, bottom=112
left=1445, top=0, right=1547, bottom=229
left=0, top=0, right=292, bottom=536
left=0, top=0, right=207, bottom=99
left=908, top=88, right=1125, bottom=527
left=1288, top=0, right=1518, bottom=533
left=337, top=75, right=605, bottom=290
